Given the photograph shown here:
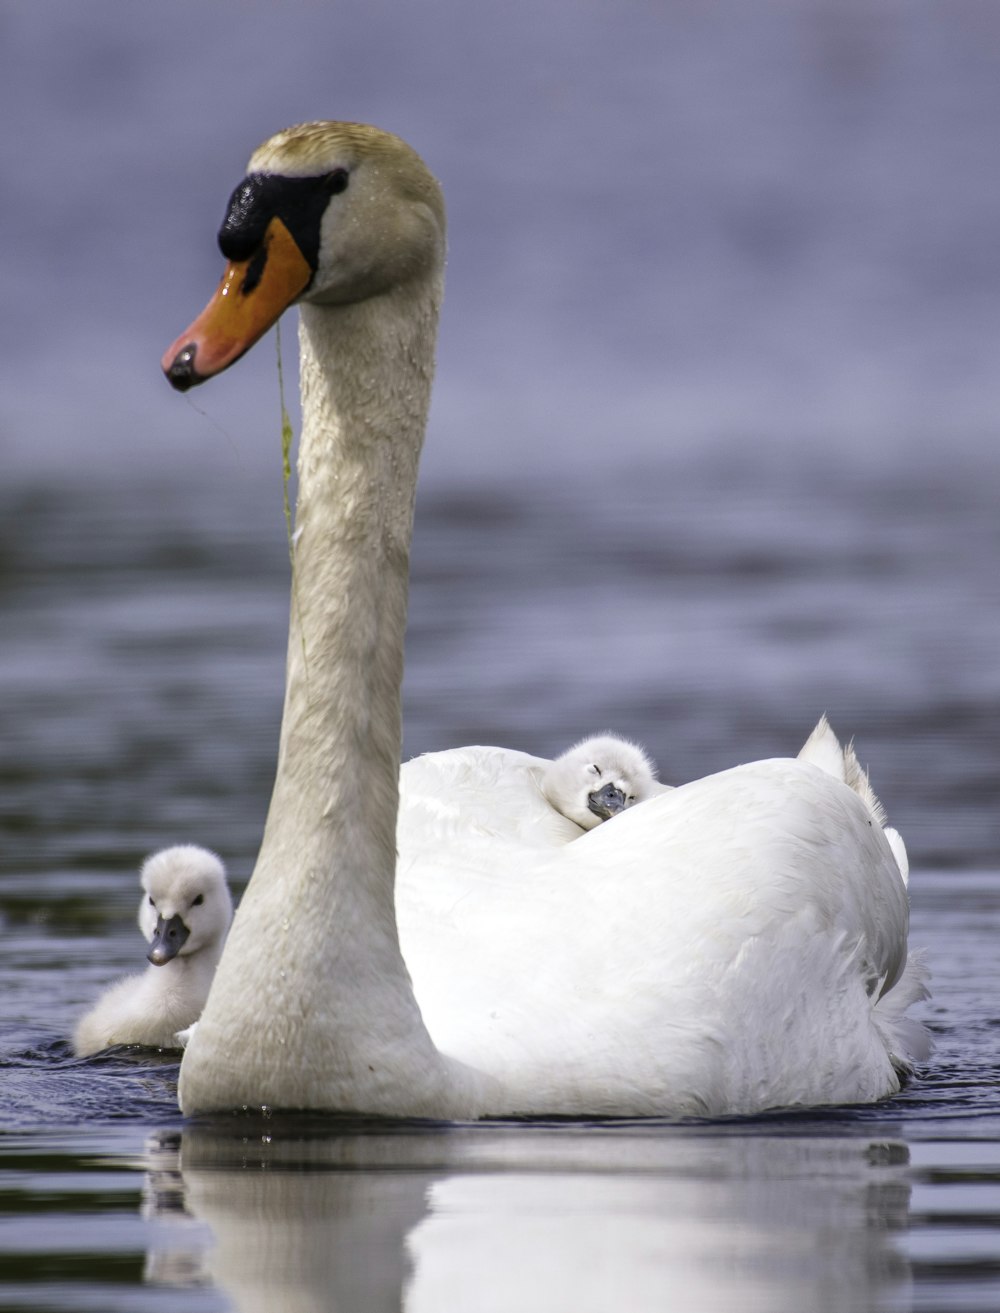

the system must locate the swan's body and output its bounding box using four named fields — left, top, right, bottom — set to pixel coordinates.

left=73, top=846, right=232, bottom=1056
left=163, top=121, right=927, bottom=1119
left=399, top=746, right=594, bottom=850
left=542, top=734, right=665, bottom=831
left=397, top=735, right=664, bottom=852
